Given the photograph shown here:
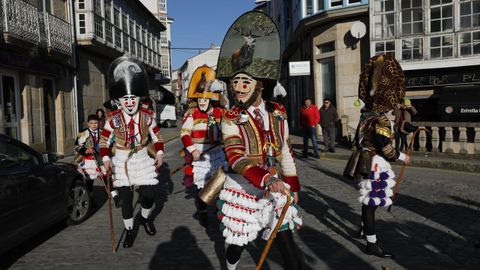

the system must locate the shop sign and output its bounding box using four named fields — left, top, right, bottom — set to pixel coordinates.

left=444, top=105, right=480, bottom=115
left=406, top=71, right=480, bottom=88
left=289, top=61, right=310, bottom=76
